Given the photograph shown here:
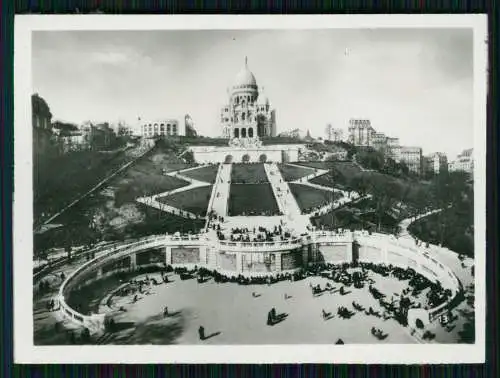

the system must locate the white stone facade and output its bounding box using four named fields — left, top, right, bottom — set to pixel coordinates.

left=140, top=118, right=183, bottom=138
left=191, top=145, right=301, bottom=164
left=221, top=58, right=277, bottom=139
left=449, top=148, right=473, bottom=175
